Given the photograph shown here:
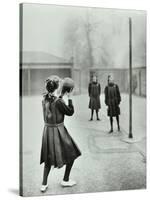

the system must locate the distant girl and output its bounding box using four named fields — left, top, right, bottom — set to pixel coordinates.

left=40, top=75, right=81, bottom=192
left=104, top=75, right=121, bottom=133
left=88, top=75, right=101, bottom=121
